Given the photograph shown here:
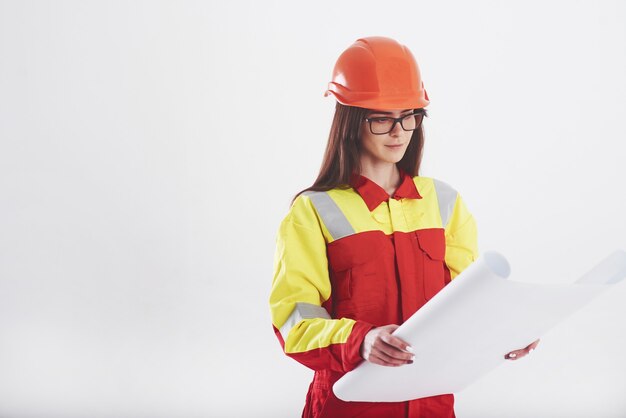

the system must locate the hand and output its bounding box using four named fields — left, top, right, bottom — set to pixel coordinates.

left=360, top=324, right=414, bottom=367
left=504, top=338, right=540, bottom=361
